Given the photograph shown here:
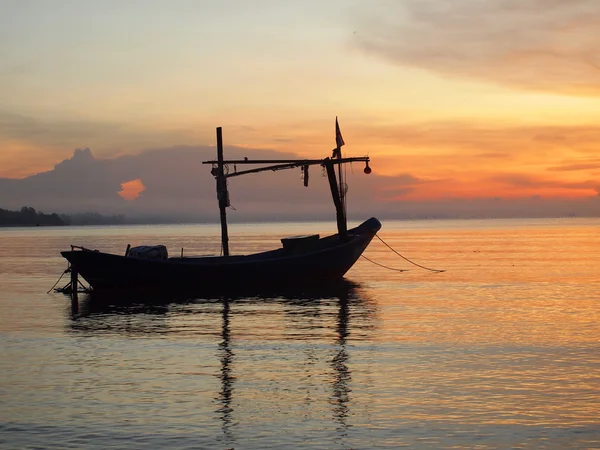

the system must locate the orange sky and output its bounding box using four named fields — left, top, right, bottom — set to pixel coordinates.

left=1, top=0, right=598, bottom=205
